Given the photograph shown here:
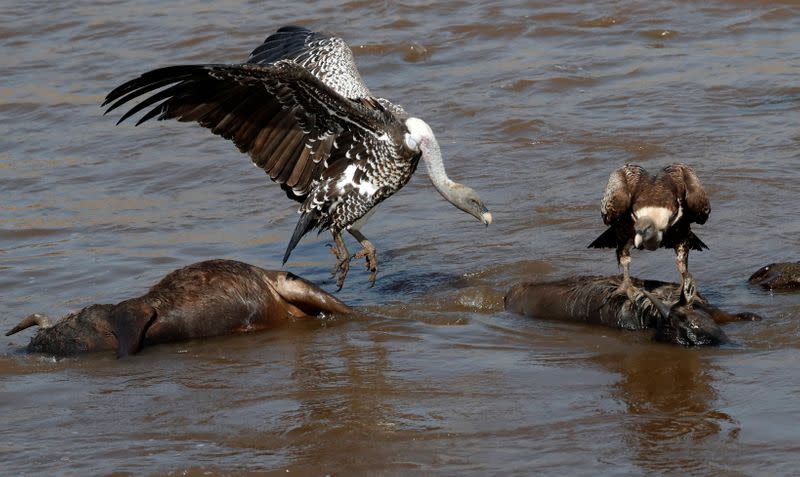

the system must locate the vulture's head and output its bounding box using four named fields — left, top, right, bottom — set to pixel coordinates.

left=633, top=216, right=661, bottom=250
left=632, top=207, right=672, bottom=250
